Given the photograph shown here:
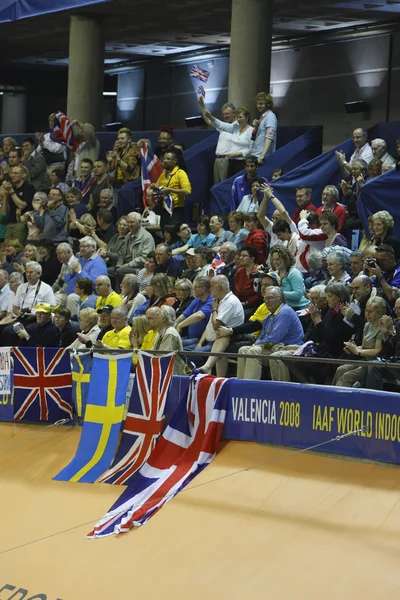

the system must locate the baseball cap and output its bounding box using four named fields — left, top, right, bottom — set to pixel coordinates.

left=97, top=304, right=114, bottom=314
left=185, top=248, right=196, bottom=256
left=261, top=271, right=281, bottom=286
